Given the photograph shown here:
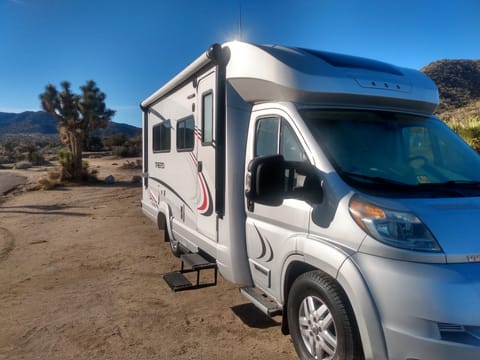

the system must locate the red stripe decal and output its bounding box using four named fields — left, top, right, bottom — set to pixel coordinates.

left=197, top=173, right=208, bottom=211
